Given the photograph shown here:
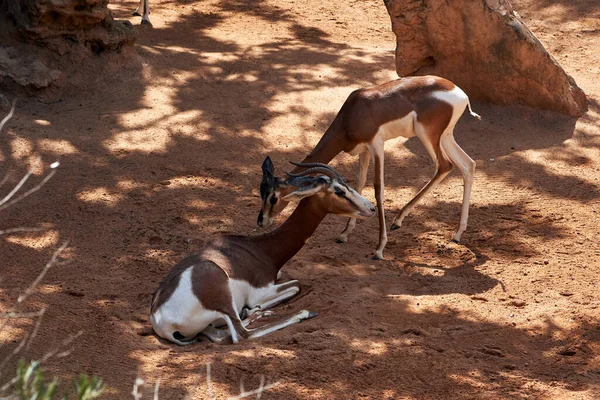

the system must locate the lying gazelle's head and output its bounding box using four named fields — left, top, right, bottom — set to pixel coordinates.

left=257, top=156, right=376, bottom=227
